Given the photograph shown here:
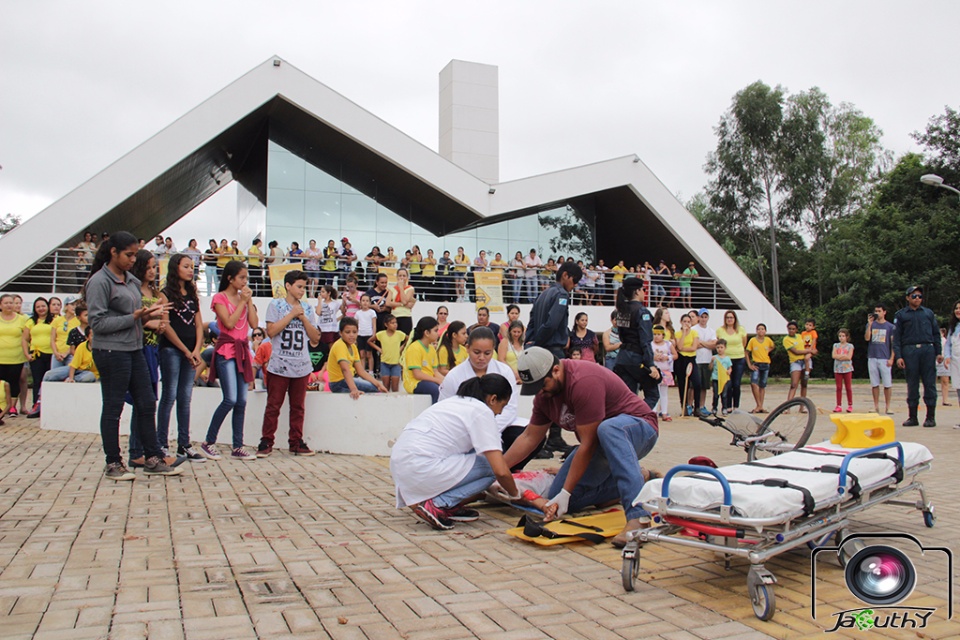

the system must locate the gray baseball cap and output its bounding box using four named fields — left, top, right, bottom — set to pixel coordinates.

left=517, top=347, right=558, bottom=396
